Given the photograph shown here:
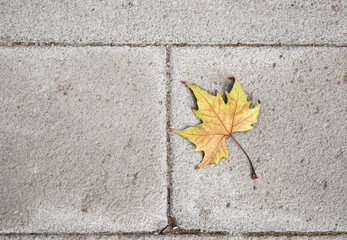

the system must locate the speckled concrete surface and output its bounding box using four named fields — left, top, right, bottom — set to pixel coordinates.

left=169, top=47, right=347, bottom=232
left=121, top=236, right=347, bottom=240
left=0, top=0, right=346, bottom=44
left=1, top=234, right=347, bottom=239
left=0, top=0, right=346, bottom=238
left=0, top=47, right=167, bottom=232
